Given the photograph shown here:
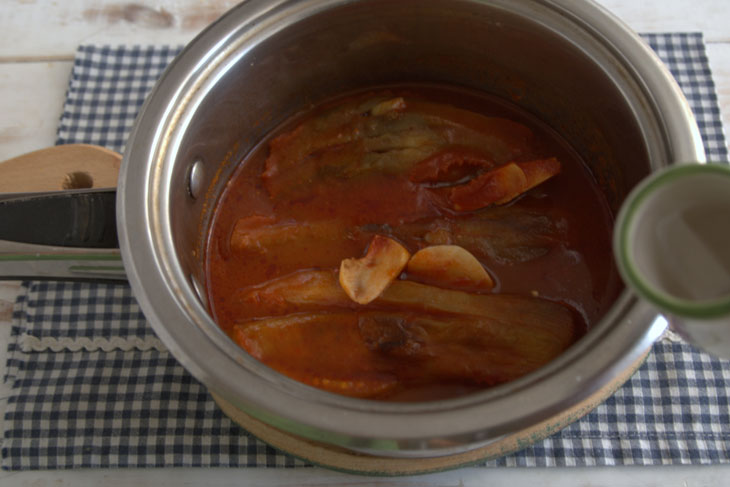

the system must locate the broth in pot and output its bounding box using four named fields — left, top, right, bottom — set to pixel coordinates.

left=205, top=85, right=621, bottom=401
